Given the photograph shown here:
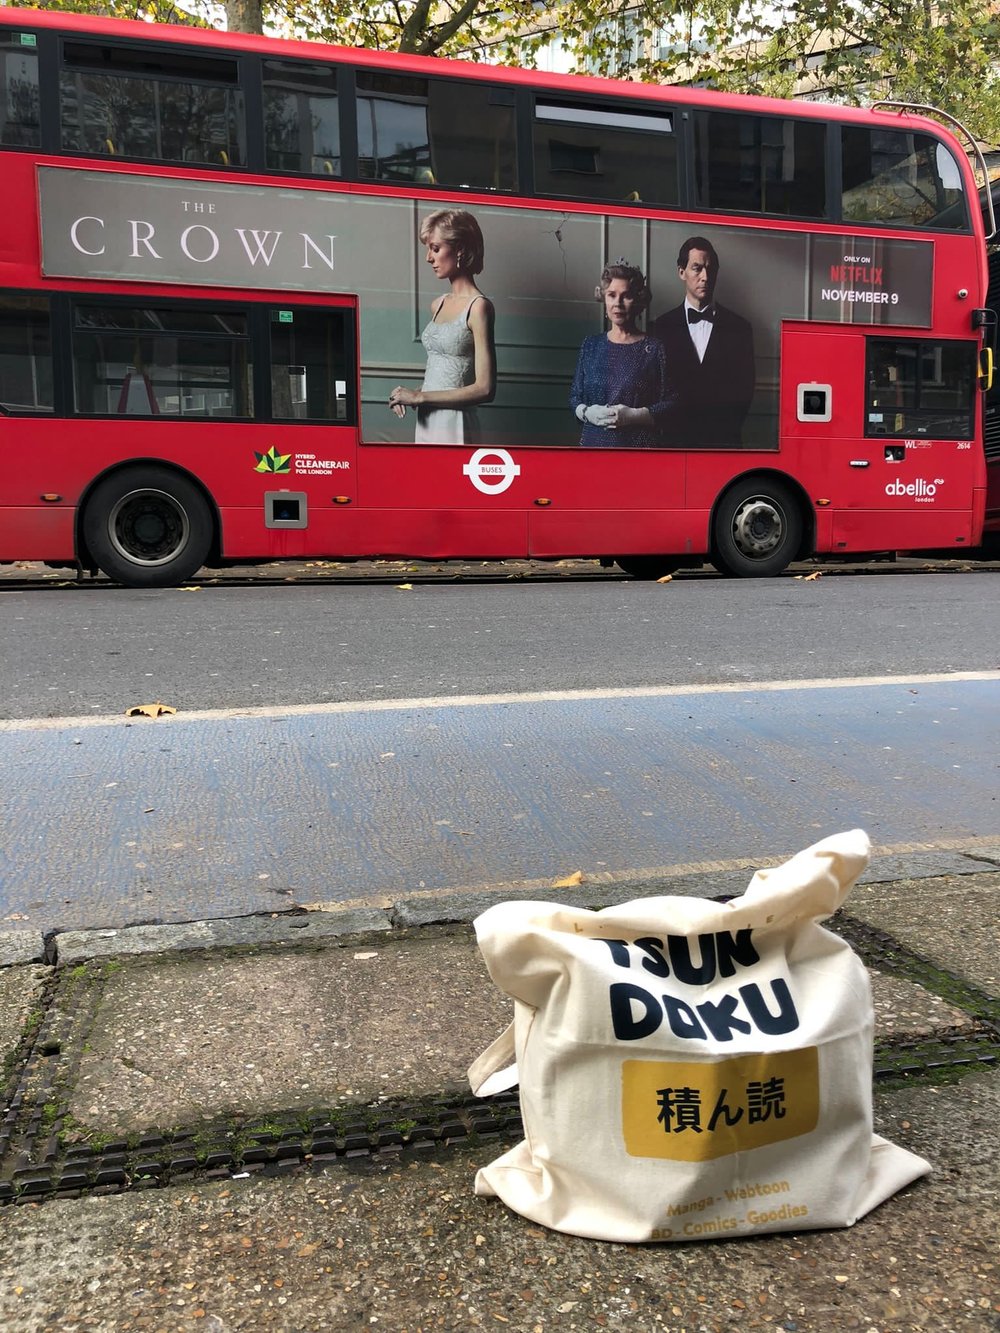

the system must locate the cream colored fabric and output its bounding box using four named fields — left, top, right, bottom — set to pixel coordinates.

left=469, top=830, right=930, bottom=1242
